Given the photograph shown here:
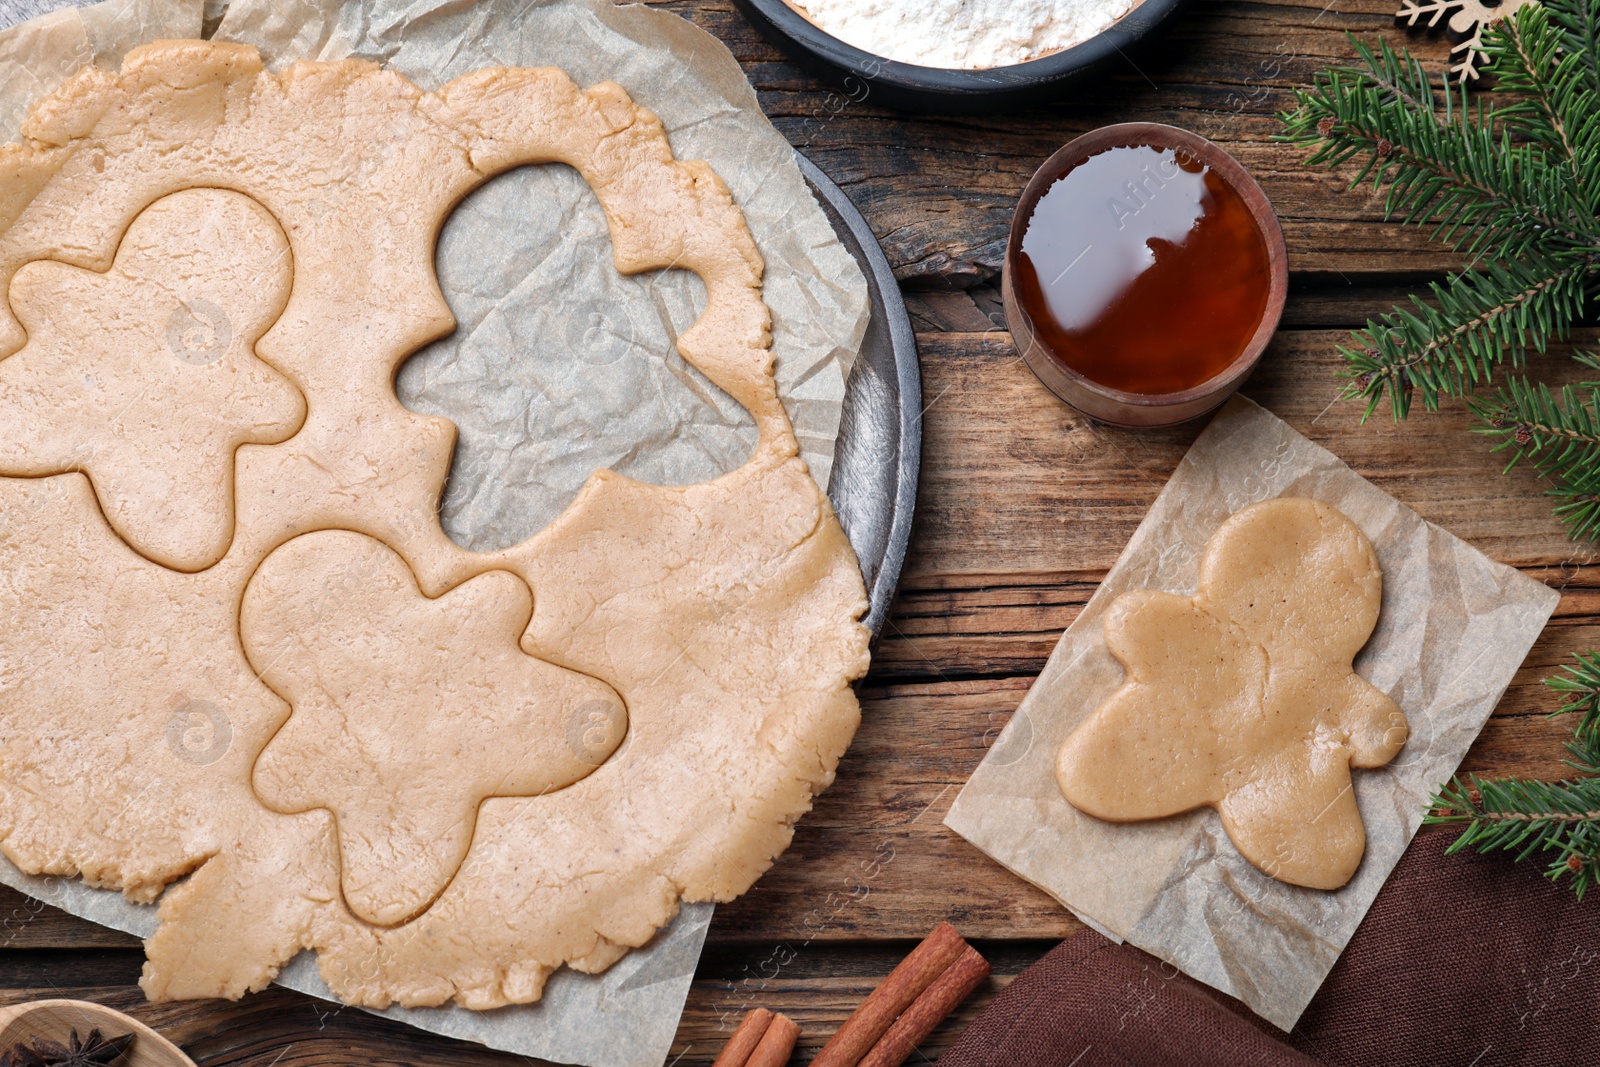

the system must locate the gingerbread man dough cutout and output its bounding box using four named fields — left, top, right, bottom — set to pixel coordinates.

left=1057, top=497, right=1408, bottom=890
left=0, top=189, right=303, bottom=572
left=243, top=530, right=628, bottom=927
